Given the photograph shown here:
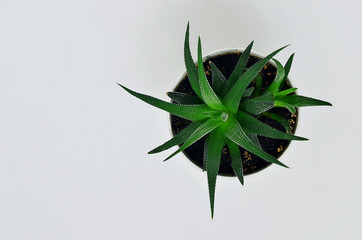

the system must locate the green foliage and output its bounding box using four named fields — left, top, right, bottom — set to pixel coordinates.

left=239, top=92, right=275, bottom=115
left=227, top=139, right=244, bottom=185
left=236, top=111, right=308, bottom=141
left=118, top=24, right=332, bottom=218
left=209, top=61, right=226, bottom=96
left=205, top=128, right=225, bottom=218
